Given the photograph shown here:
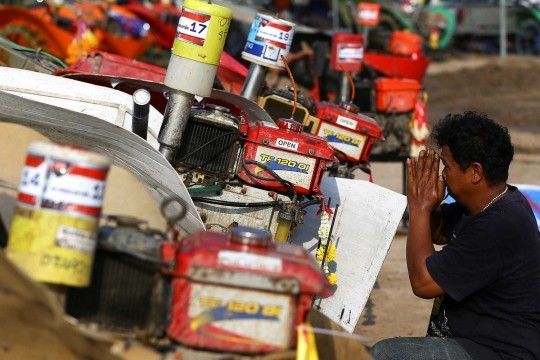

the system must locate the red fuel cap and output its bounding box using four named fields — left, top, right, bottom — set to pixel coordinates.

left=339, top=102, right=360, bottom=114
left=227, top=226, right=272, bottom=247
left=276, top=118, right=304, bottom=133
